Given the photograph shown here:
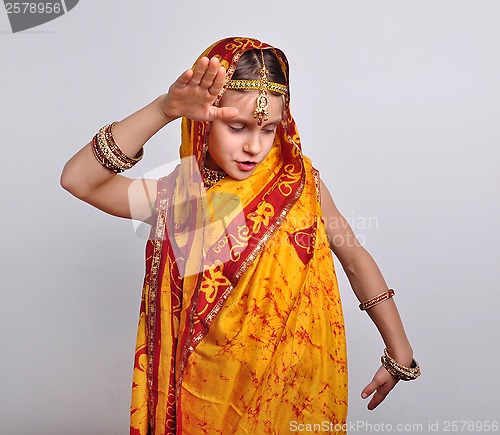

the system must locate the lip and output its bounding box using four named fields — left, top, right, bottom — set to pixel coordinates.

left=237, top=161, right=257, bottom=171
